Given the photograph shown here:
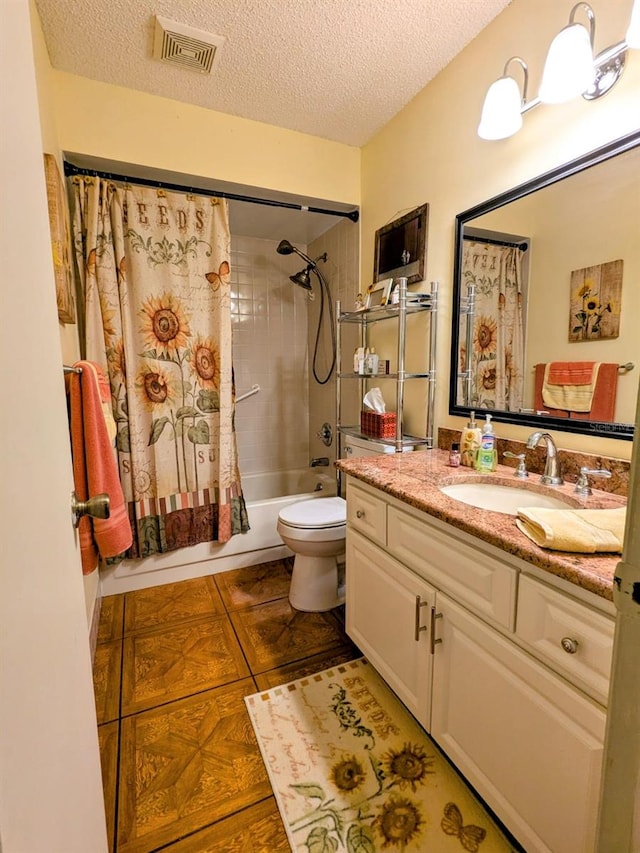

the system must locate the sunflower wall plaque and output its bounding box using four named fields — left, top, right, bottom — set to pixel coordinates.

left=569, top=259, right=622, bottom=342
left=43, top=153, right=76, bottom=324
